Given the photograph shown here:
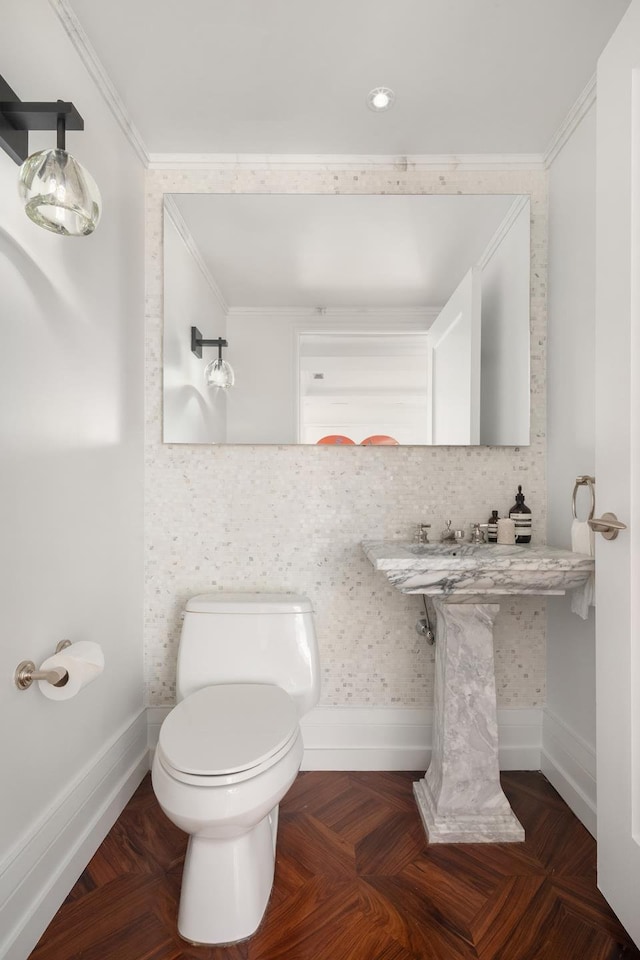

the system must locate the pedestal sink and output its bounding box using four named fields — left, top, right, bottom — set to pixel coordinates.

left=362, top=540, right=595, bottom=843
